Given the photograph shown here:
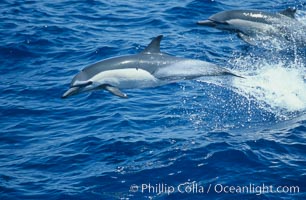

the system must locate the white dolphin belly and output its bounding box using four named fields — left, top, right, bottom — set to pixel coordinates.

left=89, top=68, right=160, bottom=89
